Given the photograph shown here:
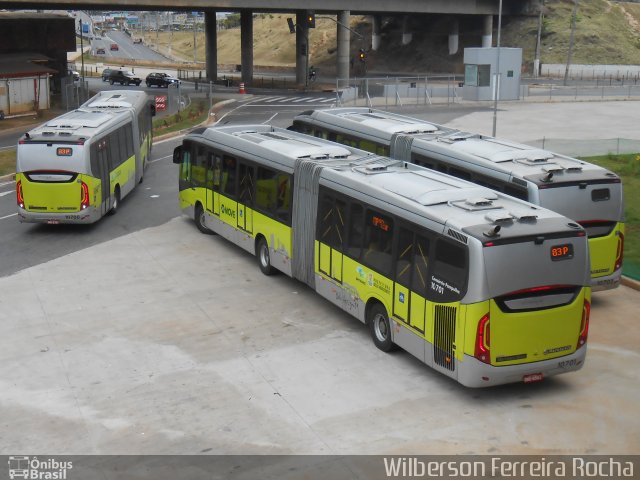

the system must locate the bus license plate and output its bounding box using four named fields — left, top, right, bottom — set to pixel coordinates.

left=46, top=220, right=60, bottom=224
left=523, top=373, right=544, bottom=383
